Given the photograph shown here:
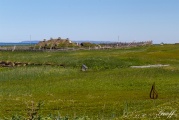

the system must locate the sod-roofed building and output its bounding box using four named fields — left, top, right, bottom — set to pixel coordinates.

left=36, top=37, right=78, bottom=49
